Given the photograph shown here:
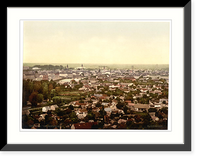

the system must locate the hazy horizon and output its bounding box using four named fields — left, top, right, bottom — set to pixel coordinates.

left=23, top=63, right=169, bottom=70
left=23, top=21, right=170, bottom=64
left=23, top=62, right=169, bottom=65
